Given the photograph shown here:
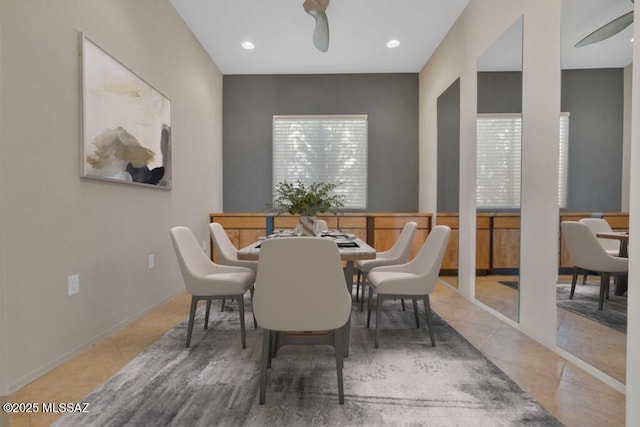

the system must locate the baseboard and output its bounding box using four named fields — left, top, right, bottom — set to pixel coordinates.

left=7, top=290, right=184, bottom=395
